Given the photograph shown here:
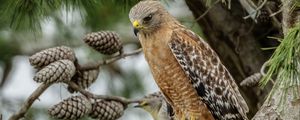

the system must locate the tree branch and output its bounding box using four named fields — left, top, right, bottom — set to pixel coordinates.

left=9, top=83, right=51, bottom=120
left=8, top=80, right=141, bottom=120
left=241, top=0, right=268, bottom=21
left=65, top=81, right=140, bottom=105
left=79, top=48, right=142, bottom=71
left=8, top=47, right=143, bottom=120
